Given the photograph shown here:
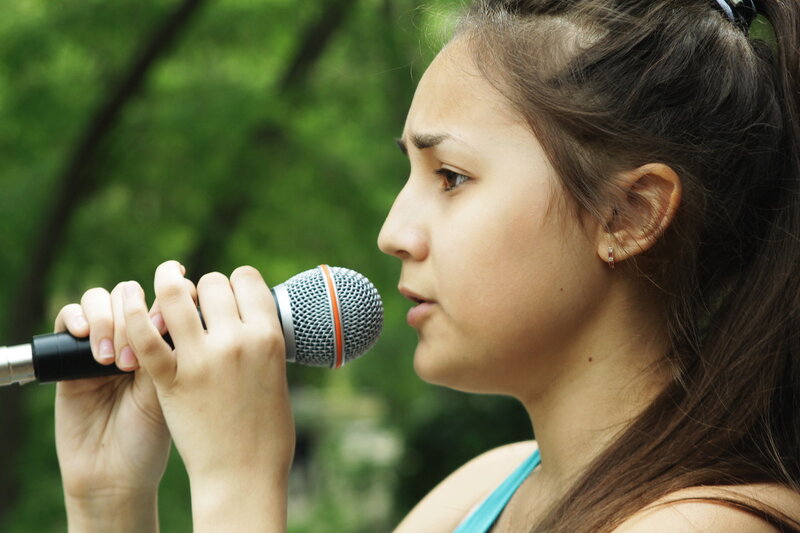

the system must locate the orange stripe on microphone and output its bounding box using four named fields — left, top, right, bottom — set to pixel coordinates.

left=319, top=264, right=343, bottom=369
